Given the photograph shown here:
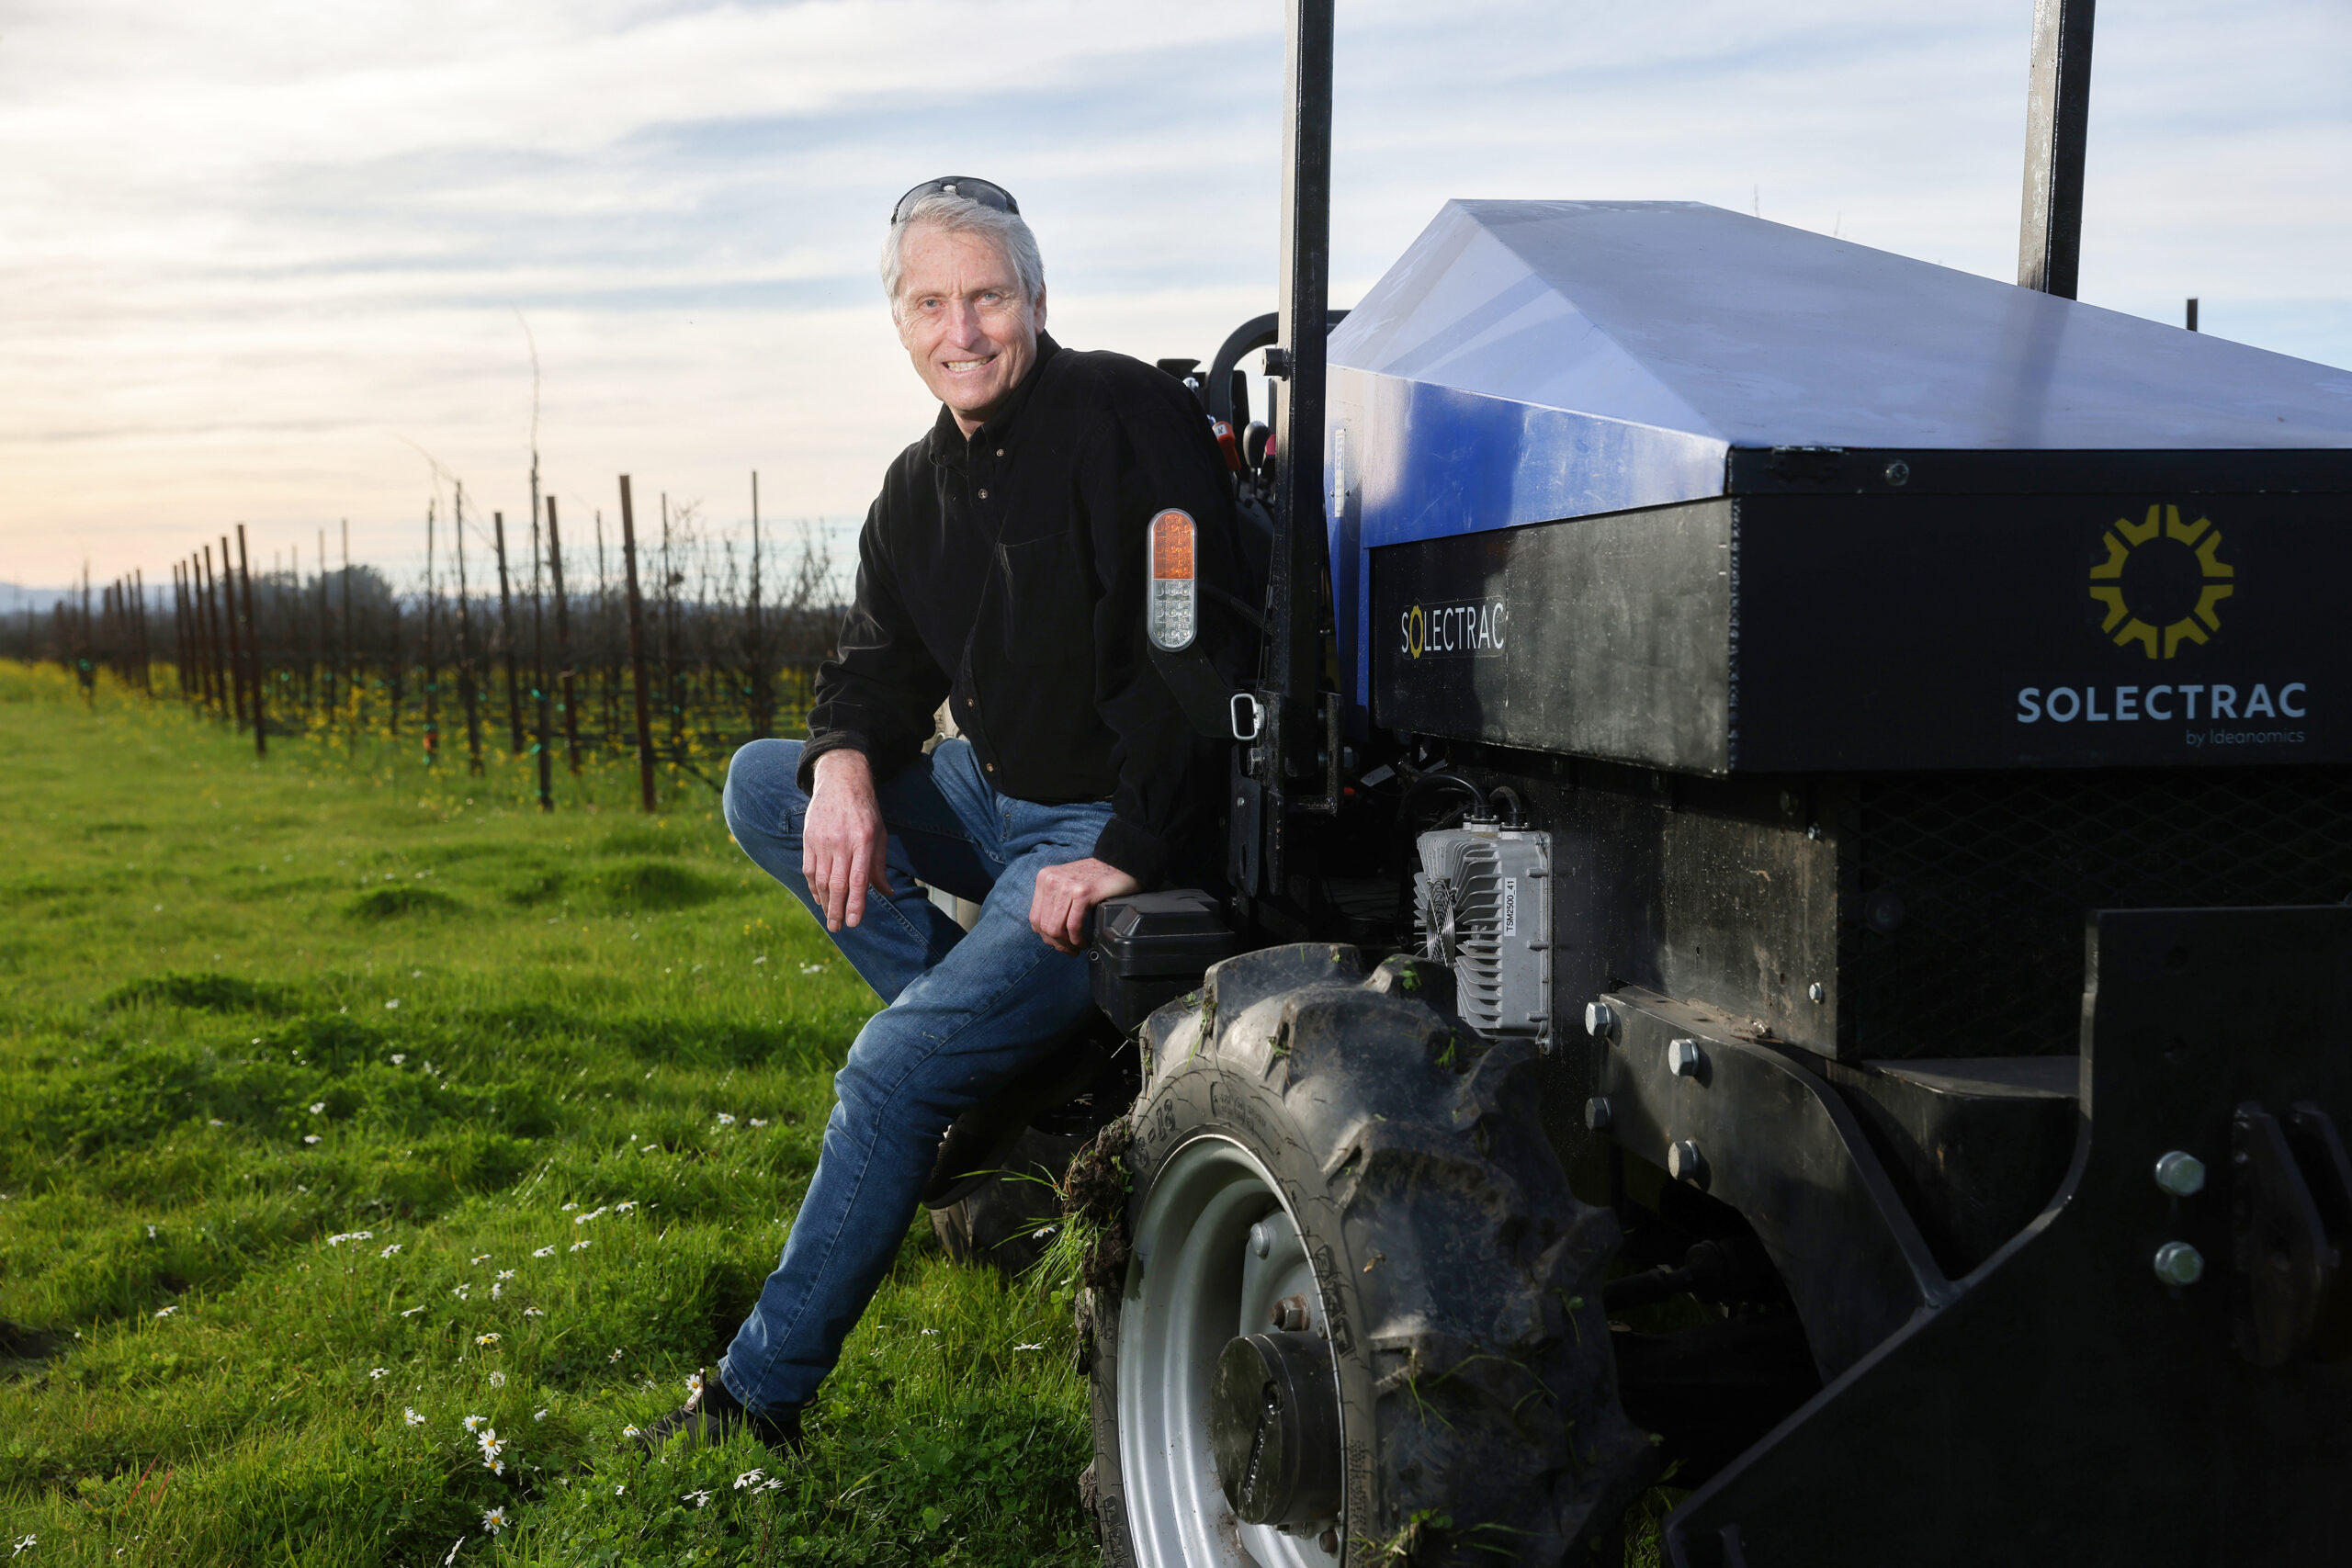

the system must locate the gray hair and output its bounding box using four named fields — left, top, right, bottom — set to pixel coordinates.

left=879, top=189, right=1046, bottom=326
